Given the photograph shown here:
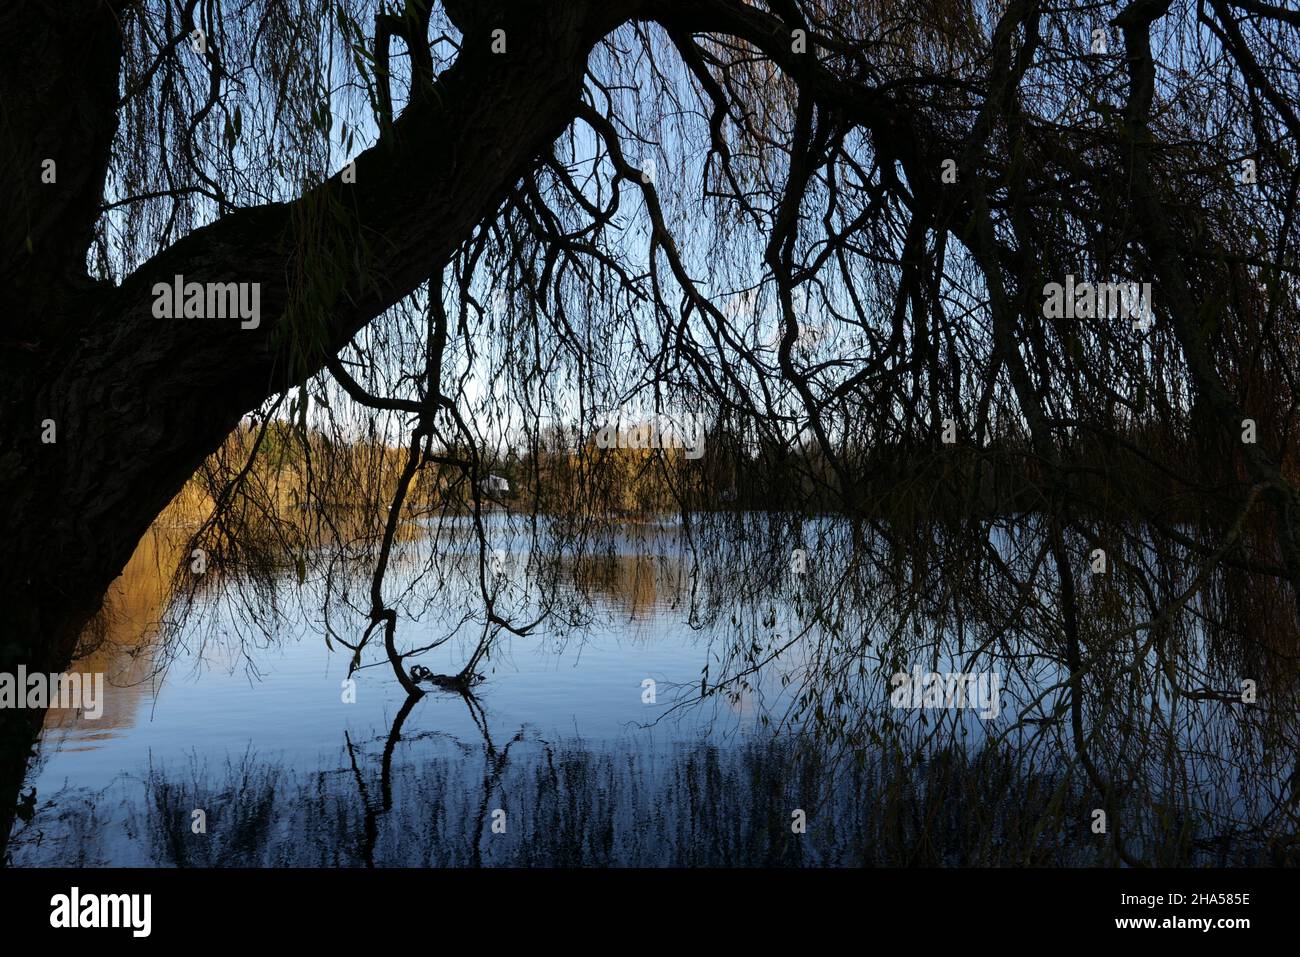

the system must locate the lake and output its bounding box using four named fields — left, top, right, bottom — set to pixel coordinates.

left=7, top=514, right=1294, bottom=866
